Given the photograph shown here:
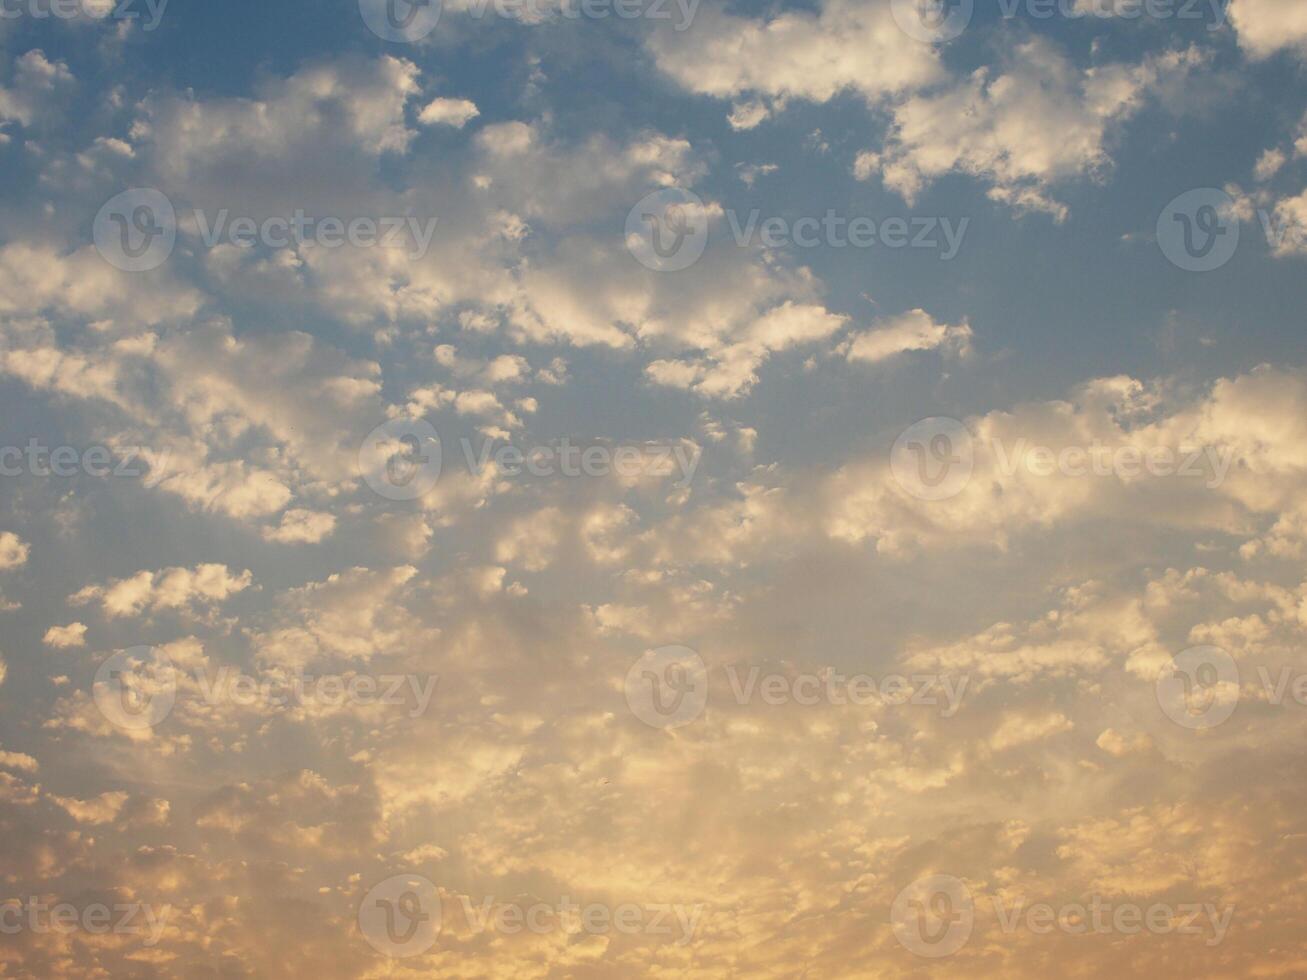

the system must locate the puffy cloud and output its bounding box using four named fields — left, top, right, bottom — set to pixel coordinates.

left=646, top=0, right=943, bottom=106
left=1230, top=0, right=1307, bottom=59
left=0, top=531, right=29, bottom=570
left=843, top=309, right=972, bottom=365
left=861, top=41, right=1209, bottom=219
left=69, top=564, right=253, bottom=620
left=42, top=623, right=87, bottom=649
left=418, top=96, right=479, bottom=128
